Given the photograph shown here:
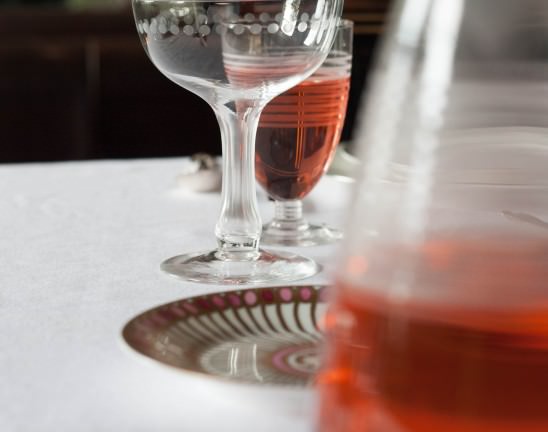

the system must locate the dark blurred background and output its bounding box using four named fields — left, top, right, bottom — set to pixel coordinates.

left=0, top=0, right=389, bottom=163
